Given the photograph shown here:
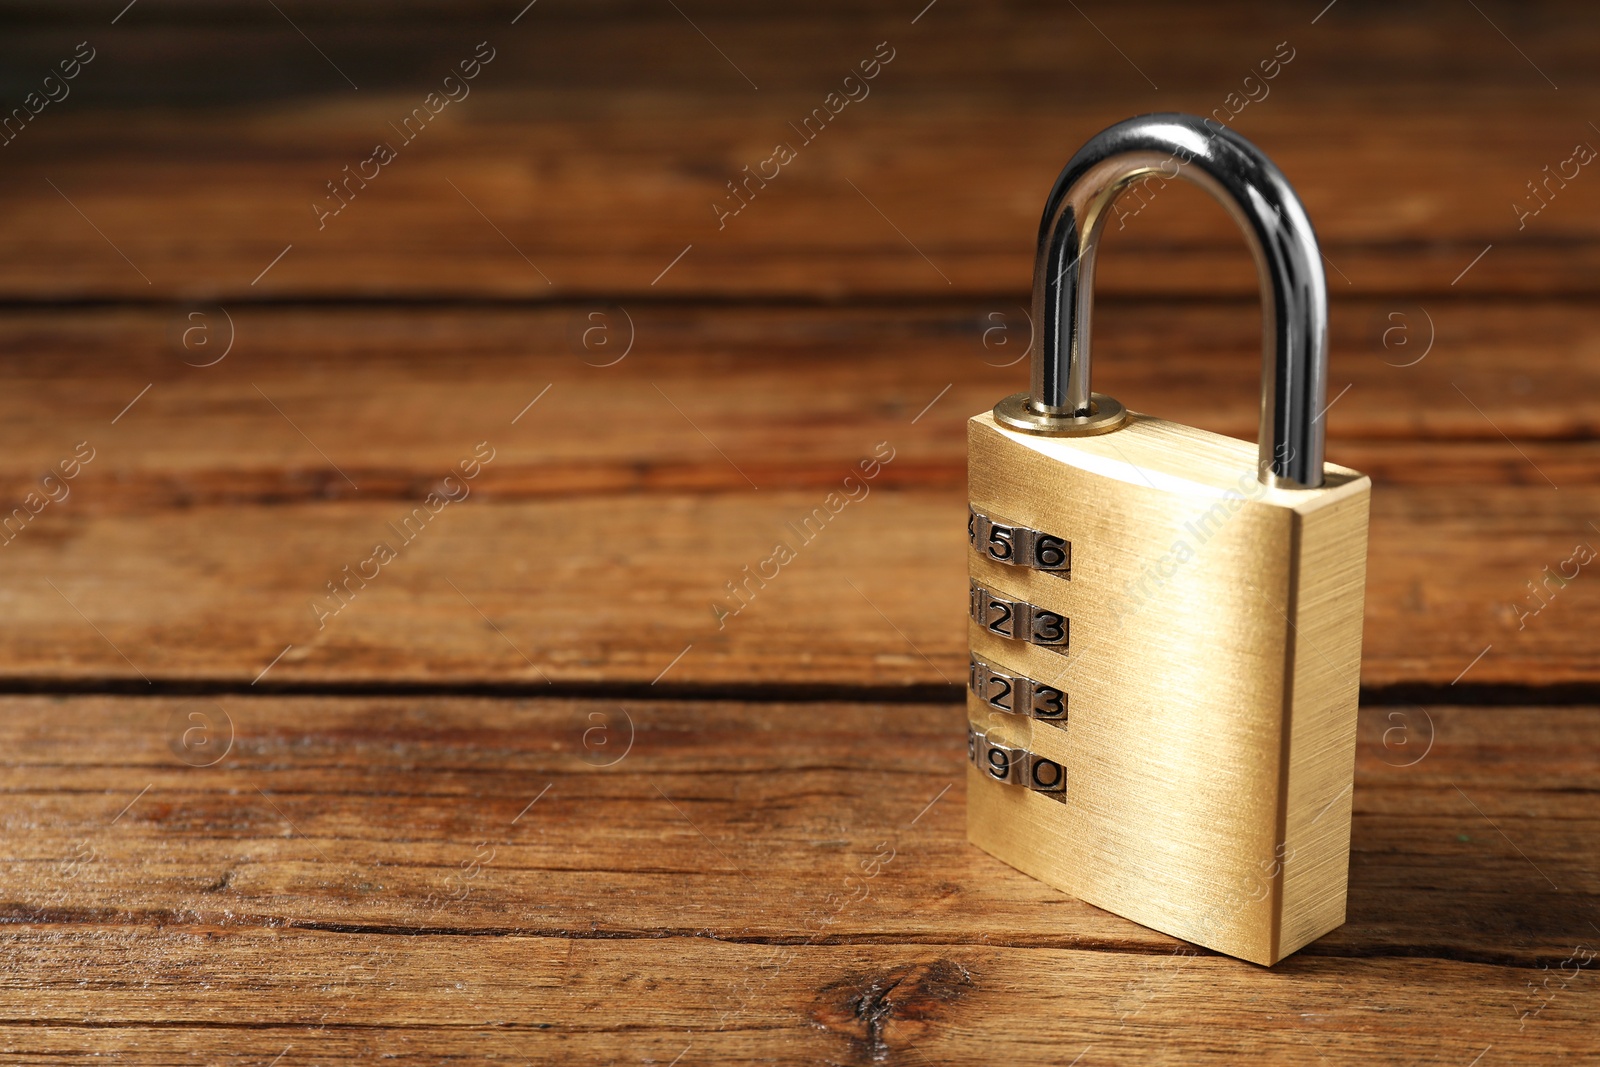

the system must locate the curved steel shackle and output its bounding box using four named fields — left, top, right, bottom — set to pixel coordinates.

left=1014, top=113, right=1328, bottom=489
